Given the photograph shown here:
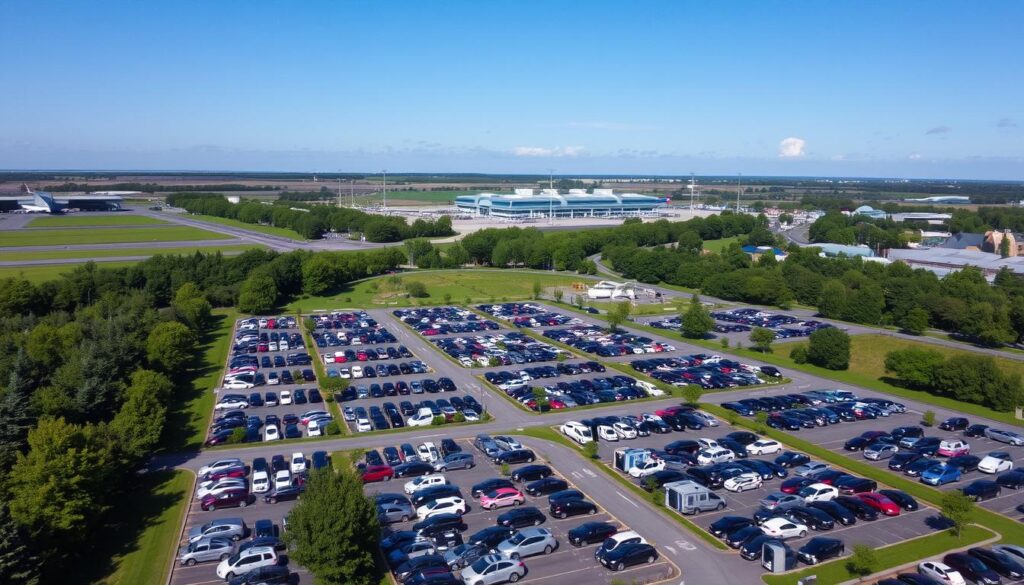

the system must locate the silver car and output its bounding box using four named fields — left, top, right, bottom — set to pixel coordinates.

left=188, top=518, right=246, bottom=543
left=378, top=501, right=416, bottom=524
left=864, top=444, right=899, bottom=460
left=460, top=554, right=525, bottom=585
left=179, top=537, right=234, bottom=566
left=434, top=452, right=476, bottom=472
left=493, top=527, right=558, bottom=559
left=986, top=428, right=1024, bottom=446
